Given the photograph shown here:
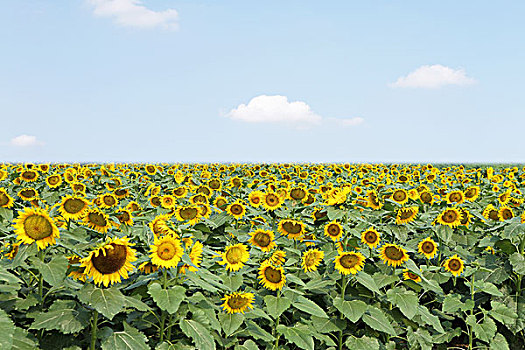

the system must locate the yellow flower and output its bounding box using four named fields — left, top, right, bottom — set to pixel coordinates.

left=334, top=251, right=365, bottom=275
left=58, top=195, right=90, bottom=221
left=262, top=192, right=283, bottom=211
left=418, top=237, right=438, bottom=259
left=403, top=269, right=421, bottom=283
left=218, top=244, right=249, bottom=272
left=443, top=254, right=465, bottom=277
left=361, top=227, right=380, bottom=248
left=391, top=189, right=409, bottom=205
left=83, top=208, right=112, bottom=233
left=301, top=249, right=324, bottom=272
left=0, top=188, right=14, bottom=208
left=226, top=201, right=246, bottom=220
left=81, top=236, right=137, bottom=287
left=13, top=207, right=60, bottom=250
left=324, top=221, right=343, bottom=242
left=180, top=241, right=203, bottom=274
left=435, top=207, right=462, bottom=228
left=248, top=229, right=276, bottom=252
left=221, top=292, right=255, bottom=314
left=396, top=206, right=418, bottom=224
left=379, top=243, right=409, bottom=267
left=149, top=234, right=184, bottom=269
left=278, top=219, right=306, bottom=240
left=258, top=262, right=286, bottom=290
